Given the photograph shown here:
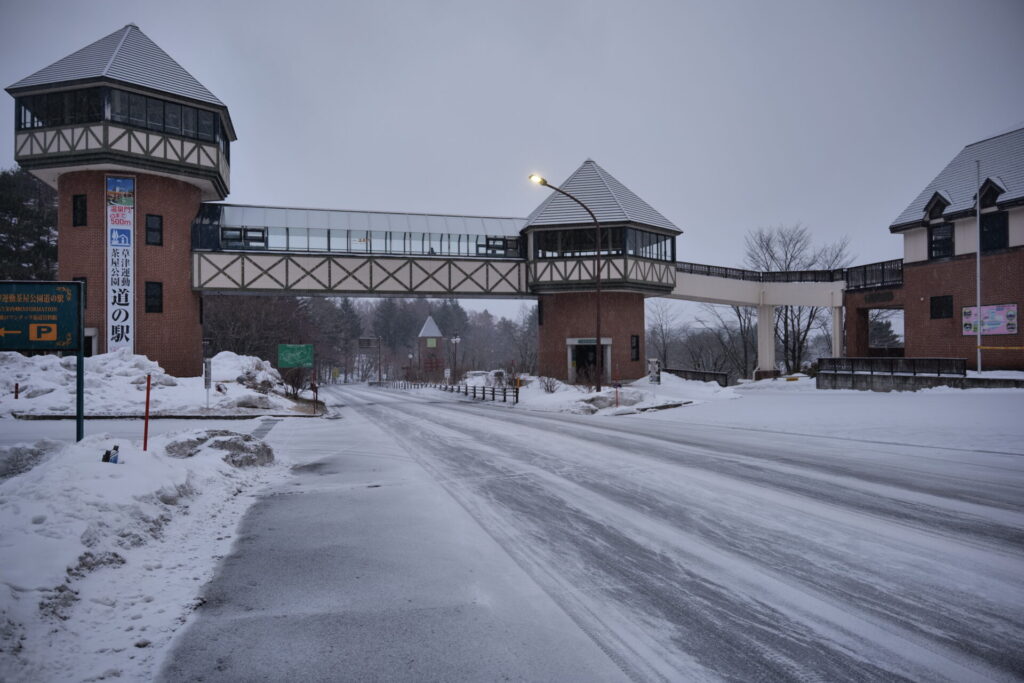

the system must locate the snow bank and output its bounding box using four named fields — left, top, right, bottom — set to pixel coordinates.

left=515, top=372, right=738, bottom=415
left=0, top=427, right=288, bottom=681
left=0, top=349, right=292, bottom=417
